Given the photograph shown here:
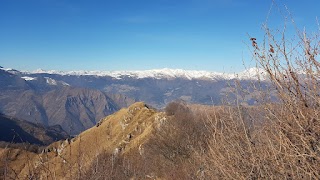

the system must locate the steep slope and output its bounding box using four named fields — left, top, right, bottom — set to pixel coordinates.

left=42, top=87, right=122, bottom=134
left=0, top=102, right=205, bottom=179
left=0, top=101, right=262, bottom=179
left=0, top=69, right=134, bottom=134
left=0, top=114, right=69, bottom=145
left=0, top=69, right=30, bottom=90
left=0, top=87, right=124, bottom=134
left=46, top=102, right=162, bottom=179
